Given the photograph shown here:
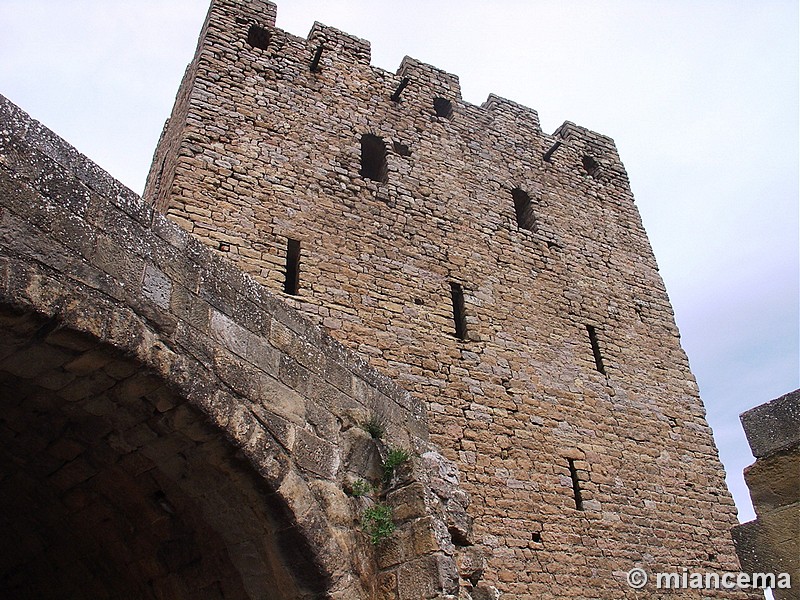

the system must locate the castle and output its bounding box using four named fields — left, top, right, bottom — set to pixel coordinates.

left=0, top=0, right=758, bottom=598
